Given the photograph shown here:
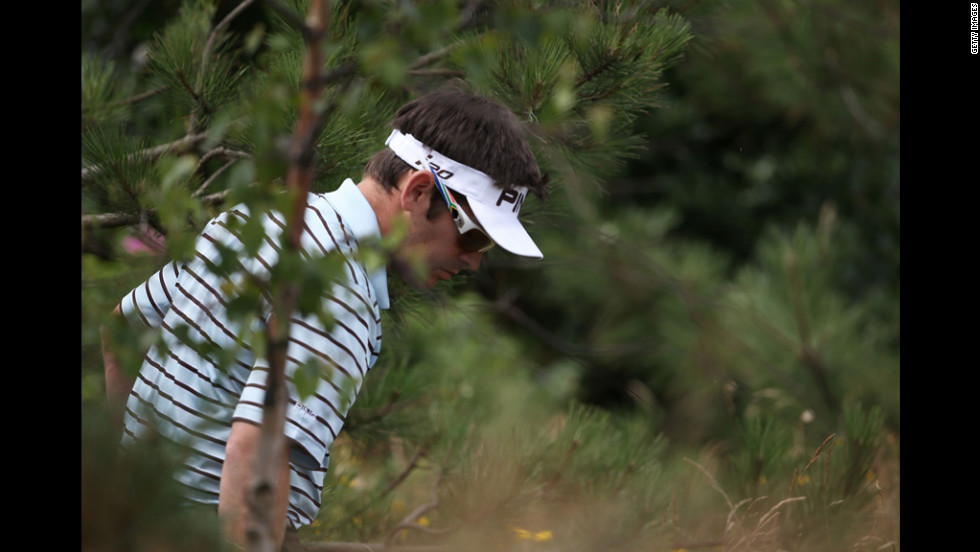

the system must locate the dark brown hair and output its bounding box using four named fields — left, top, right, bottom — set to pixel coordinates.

left=365, top=86, right=549, bottom=210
